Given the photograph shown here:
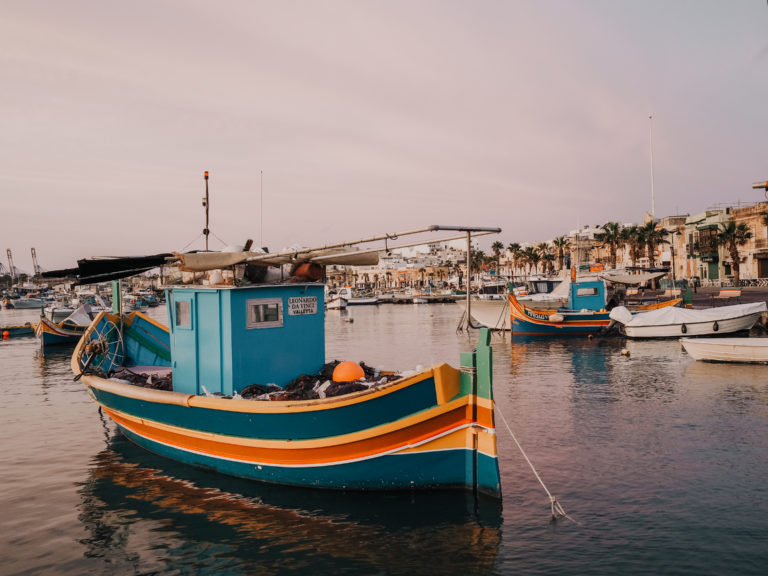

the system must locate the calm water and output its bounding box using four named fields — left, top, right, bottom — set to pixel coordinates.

left=2, top=303, right=767, bottom=575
